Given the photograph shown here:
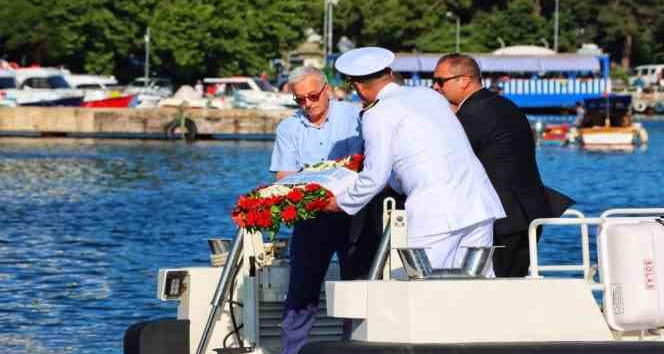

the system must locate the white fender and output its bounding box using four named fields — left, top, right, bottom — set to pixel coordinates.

left=633, top=100, right=648, bottom=113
